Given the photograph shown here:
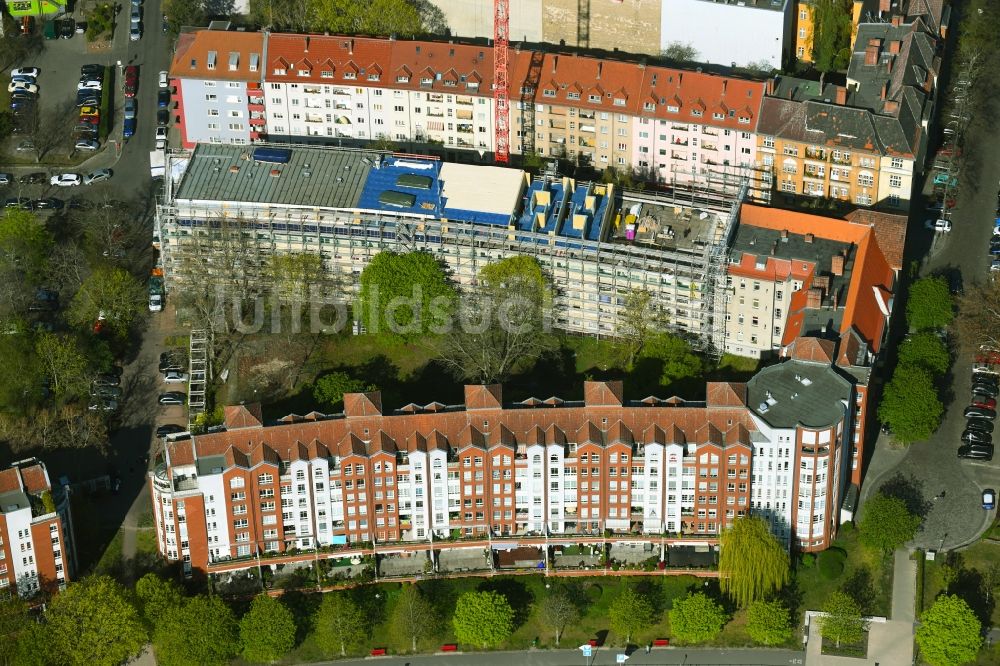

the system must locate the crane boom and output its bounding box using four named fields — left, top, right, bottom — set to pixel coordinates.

left=493, top=0, right=510, bottom=164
